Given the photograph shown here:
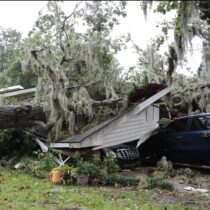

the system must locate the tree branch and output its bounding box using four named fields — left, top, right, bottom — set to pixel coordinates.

left=92, top=98, right=122, bottom=107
